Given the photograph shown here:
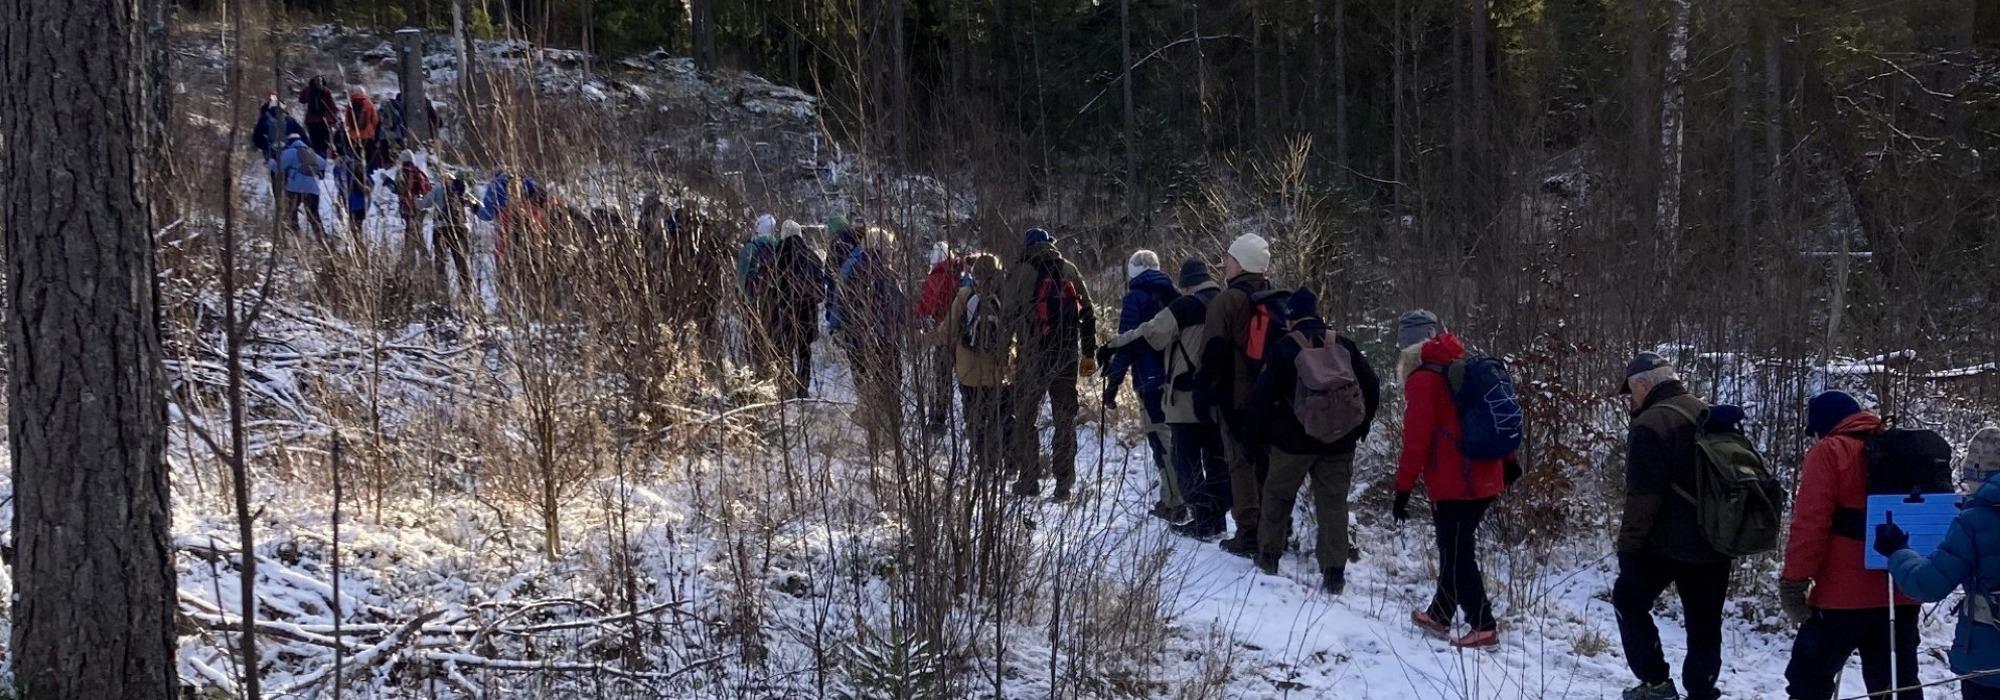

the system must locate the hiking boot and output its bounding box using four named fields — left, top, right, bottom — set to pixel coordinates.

left=1621, top=682, right=1679, bottom=700
left=1171, top=520, right=1224, bottom=539
left=1254, top=552, right=1281, bottom=575
left=1450, top=628, right=1499, bottom=649
left=1218, top=535, right=1258, bottom=559
left=1411, top=610, right=1451, bottom=637
left=1321, top=568, right=1345, bottom=595
left=1051, top=484, right=1072, bottom=502
left=1151, top=502, right=1177, bottom=521
left=1011, top=480, right=1041, bottom=498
